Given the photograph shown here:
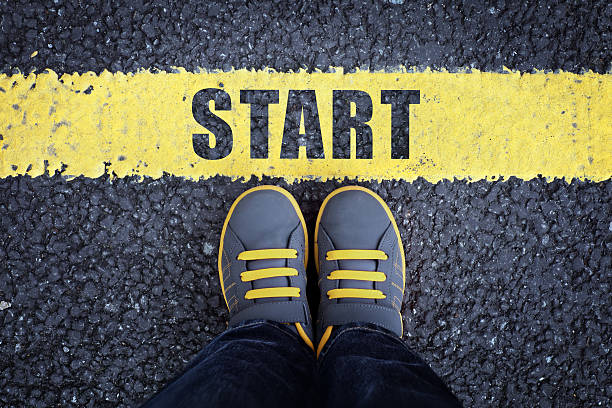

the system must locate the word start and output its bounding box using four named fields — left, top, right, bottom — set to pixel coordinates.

left=192, top=89, right=420, bottom=160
